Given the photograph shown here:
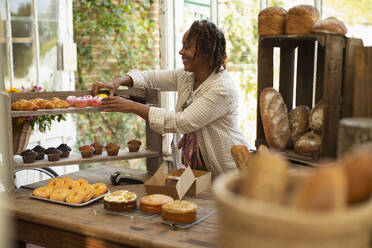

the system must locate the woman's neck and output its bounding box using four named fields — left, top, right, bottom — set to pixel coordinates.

left=194, top=67, right=214, bottom=90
